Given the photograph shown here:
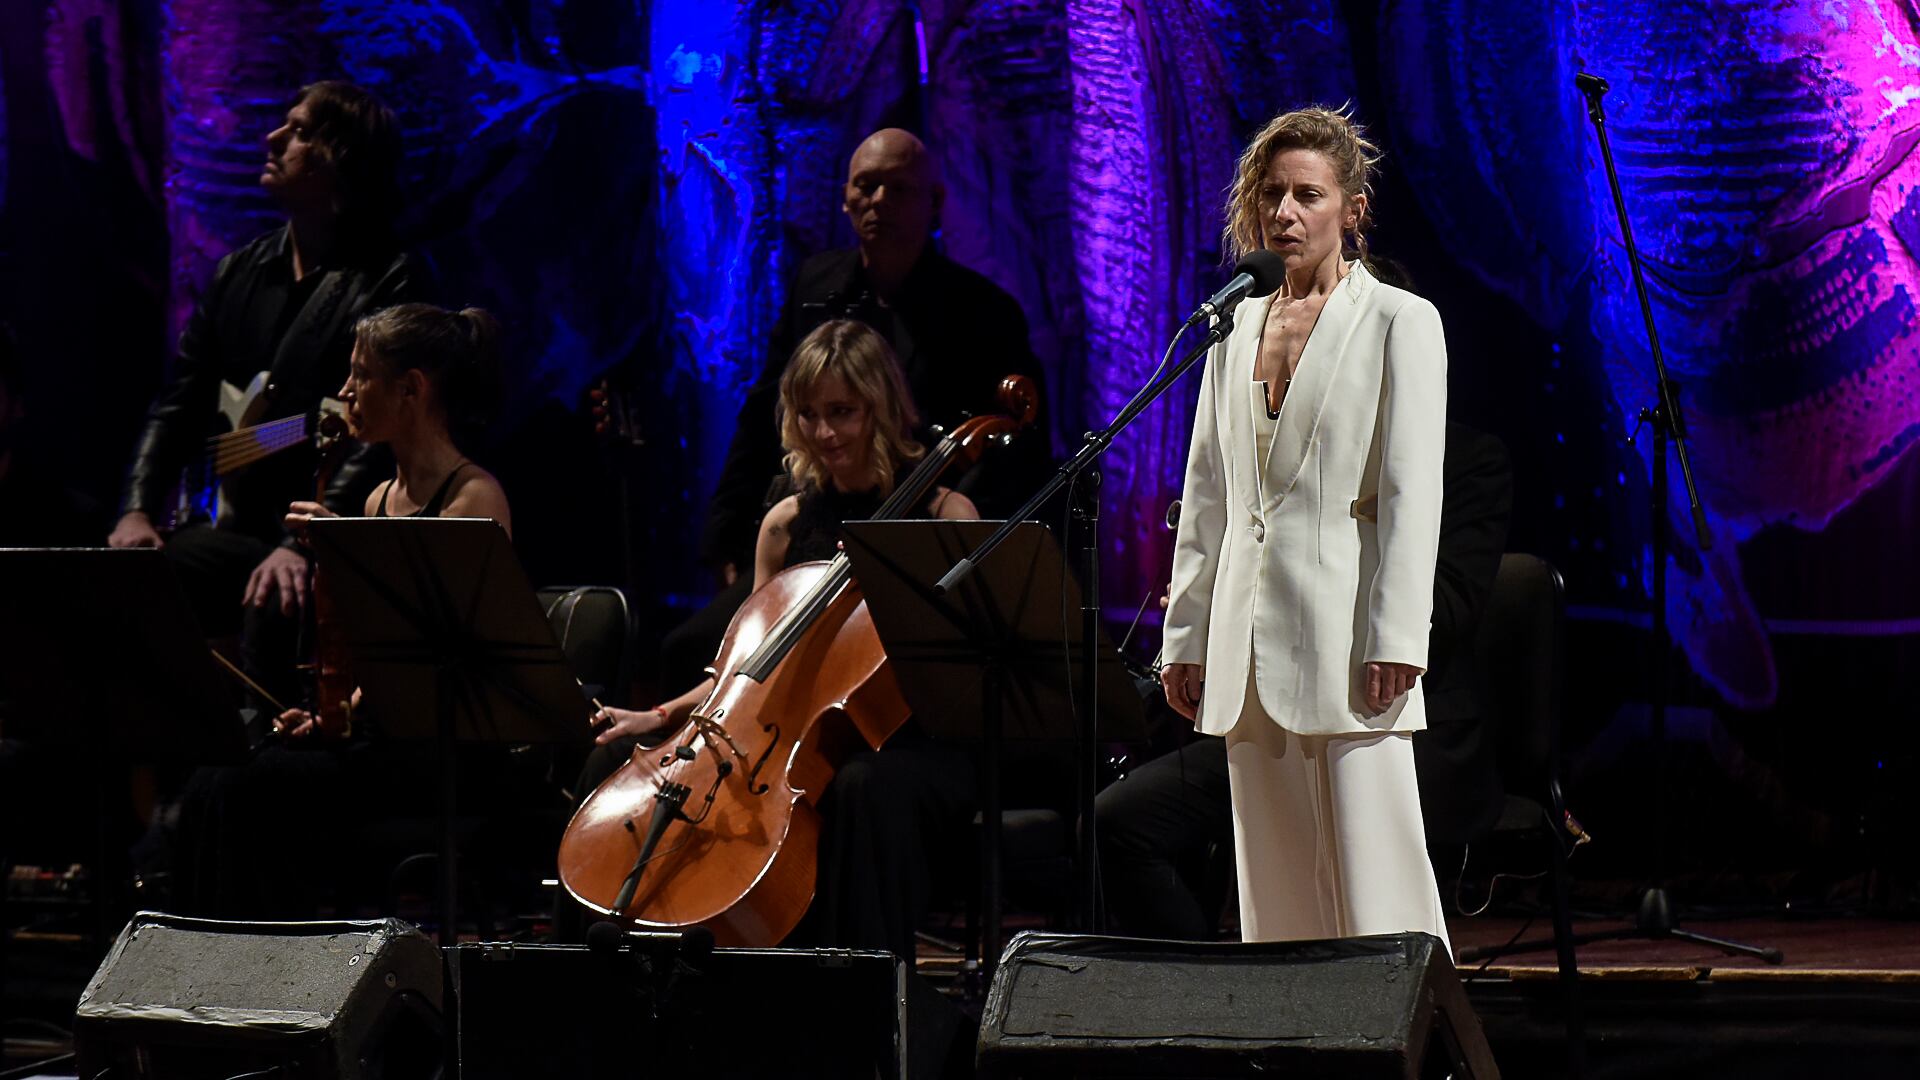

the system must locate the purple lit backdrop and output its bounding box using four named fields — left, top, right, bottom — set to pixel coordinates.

left=1386, top=0, right=1920, bottom=709
left=4, top=0, right=1917, bottom=721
